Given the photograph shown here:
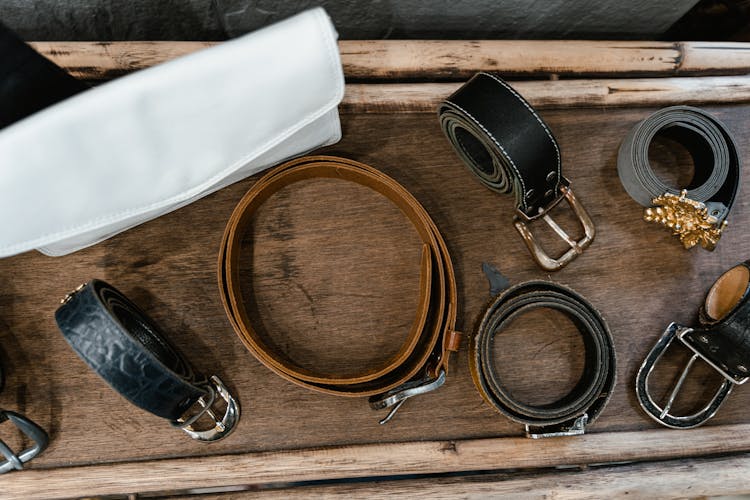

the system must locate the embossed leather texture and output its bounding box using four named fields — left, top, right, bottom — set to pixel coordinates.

left=55, top=280, right=207, bottom=420
left=0, top=7, right=344, bottom=258
left=686, top=260, right=750, bottom=382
